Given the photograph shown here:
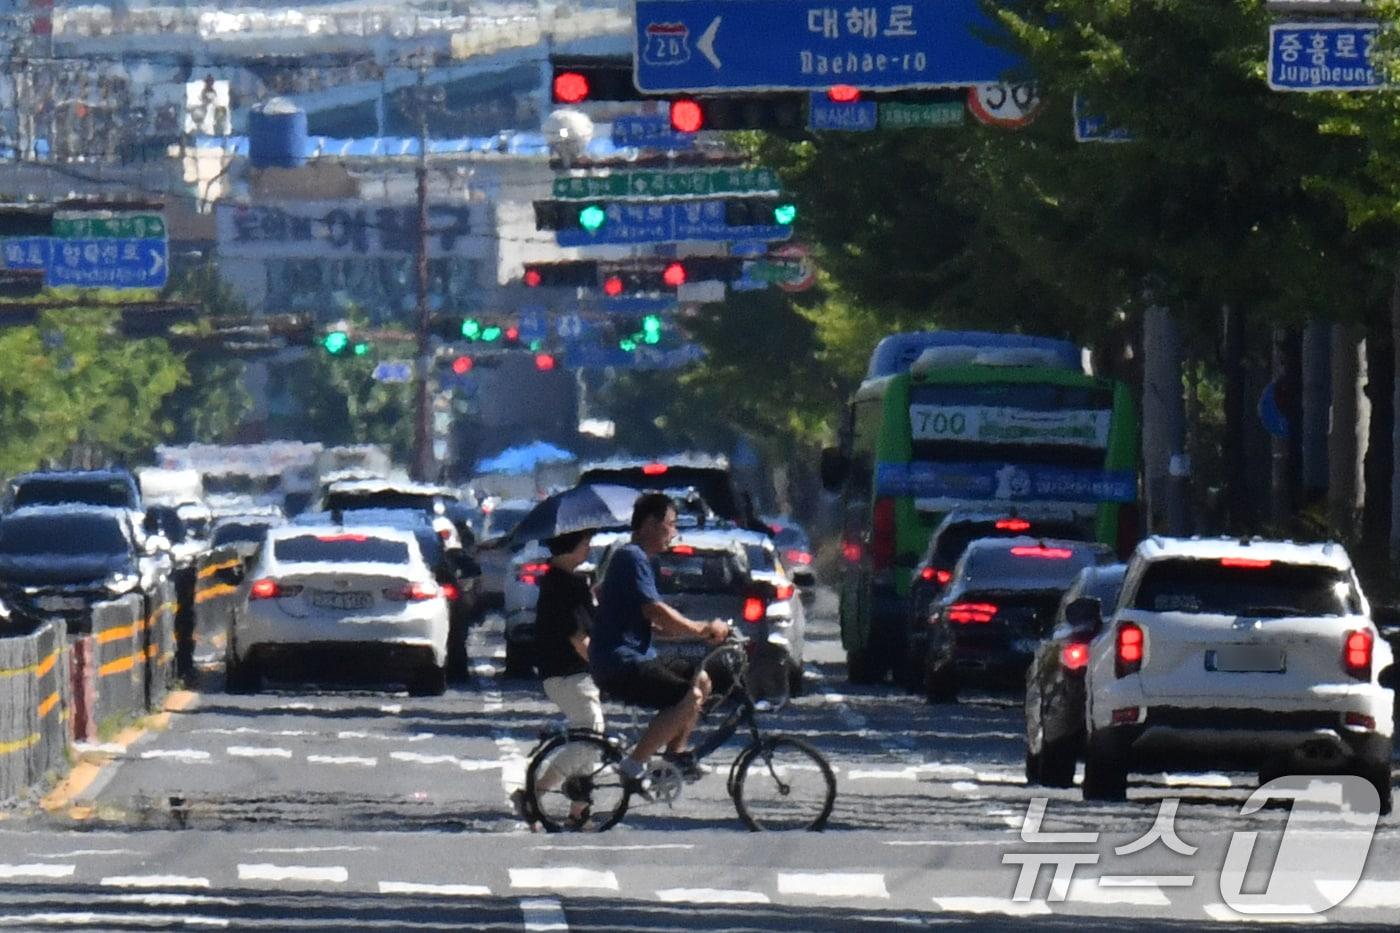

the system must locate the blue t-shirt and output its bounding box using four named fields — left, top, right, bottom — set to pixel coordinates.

left=590, top=543, right=661, bottom=678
